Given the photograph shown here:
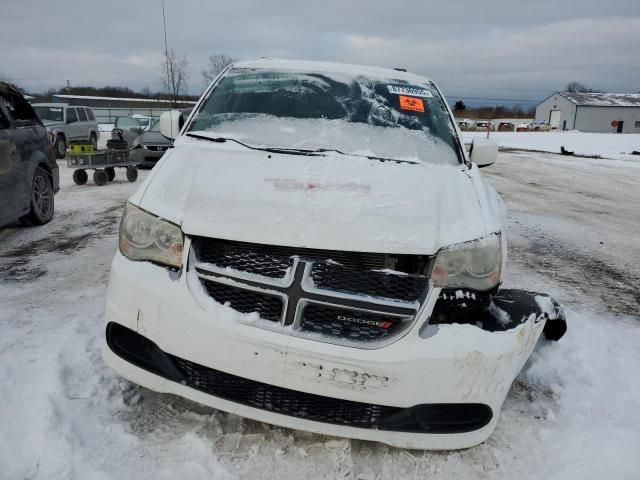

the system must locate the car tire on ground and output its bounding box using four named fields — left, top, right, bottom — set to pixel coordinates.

left=19, top=167, right=55, bottom=226
left=72, top=169, right=88, bottom=185
left=126, top=166, right=138, bottom=182
left=90, top=132, right=98, bottom=150
left=55, top=134, right=66, bottom=159
left=105, top=167, right=115, bottom=181
left=93, top=169, right=108, bottom=186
